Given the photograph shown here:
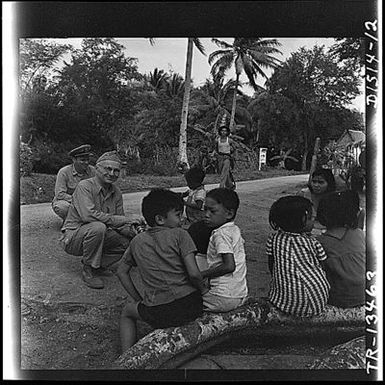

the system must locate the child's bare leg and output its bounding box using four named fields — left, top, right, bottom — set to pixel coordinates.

left=120, top=301, right=141, bottom=353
